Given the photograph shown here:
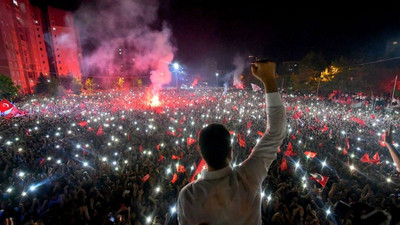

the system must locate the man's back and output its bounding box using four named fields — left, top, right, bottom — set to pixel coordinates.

left=178, top=92, right=286, bottom=225
left=178, top=62, right=286, bottom=225
left=178, top=166, right=263, bottom=225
